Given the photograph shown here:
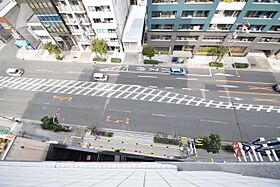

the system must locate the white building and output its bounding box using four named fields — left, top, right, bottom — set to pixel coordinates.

left=82, top=0, right=130, bottom=52
left=53, top=0, right=95, bottom=51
